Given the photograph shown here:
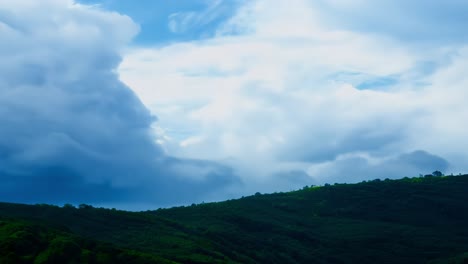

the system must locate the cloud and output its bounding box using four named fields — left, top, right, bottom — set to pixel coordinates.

left=0, top=0, right=240, bottom=208
left=4, top=0, right=463, bottom=208
left=306, top=150, right=450, bottom=184
left=317, top=0, right=468, bottom=44
left=168, top=0, right=230, bottom=34
left=120, top=0, right=468, bottom=194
